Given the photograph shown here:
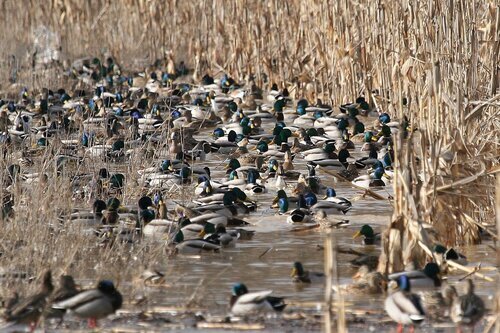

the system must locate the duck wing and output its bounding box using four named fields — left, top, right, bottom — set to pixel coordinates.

left=237, top=290, right=273, bottom=304
left=266, top=296, right=286, bottom=311
left=5, top=292, right=47, bottom=322
left=52, top=289, right=103, bottom=311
